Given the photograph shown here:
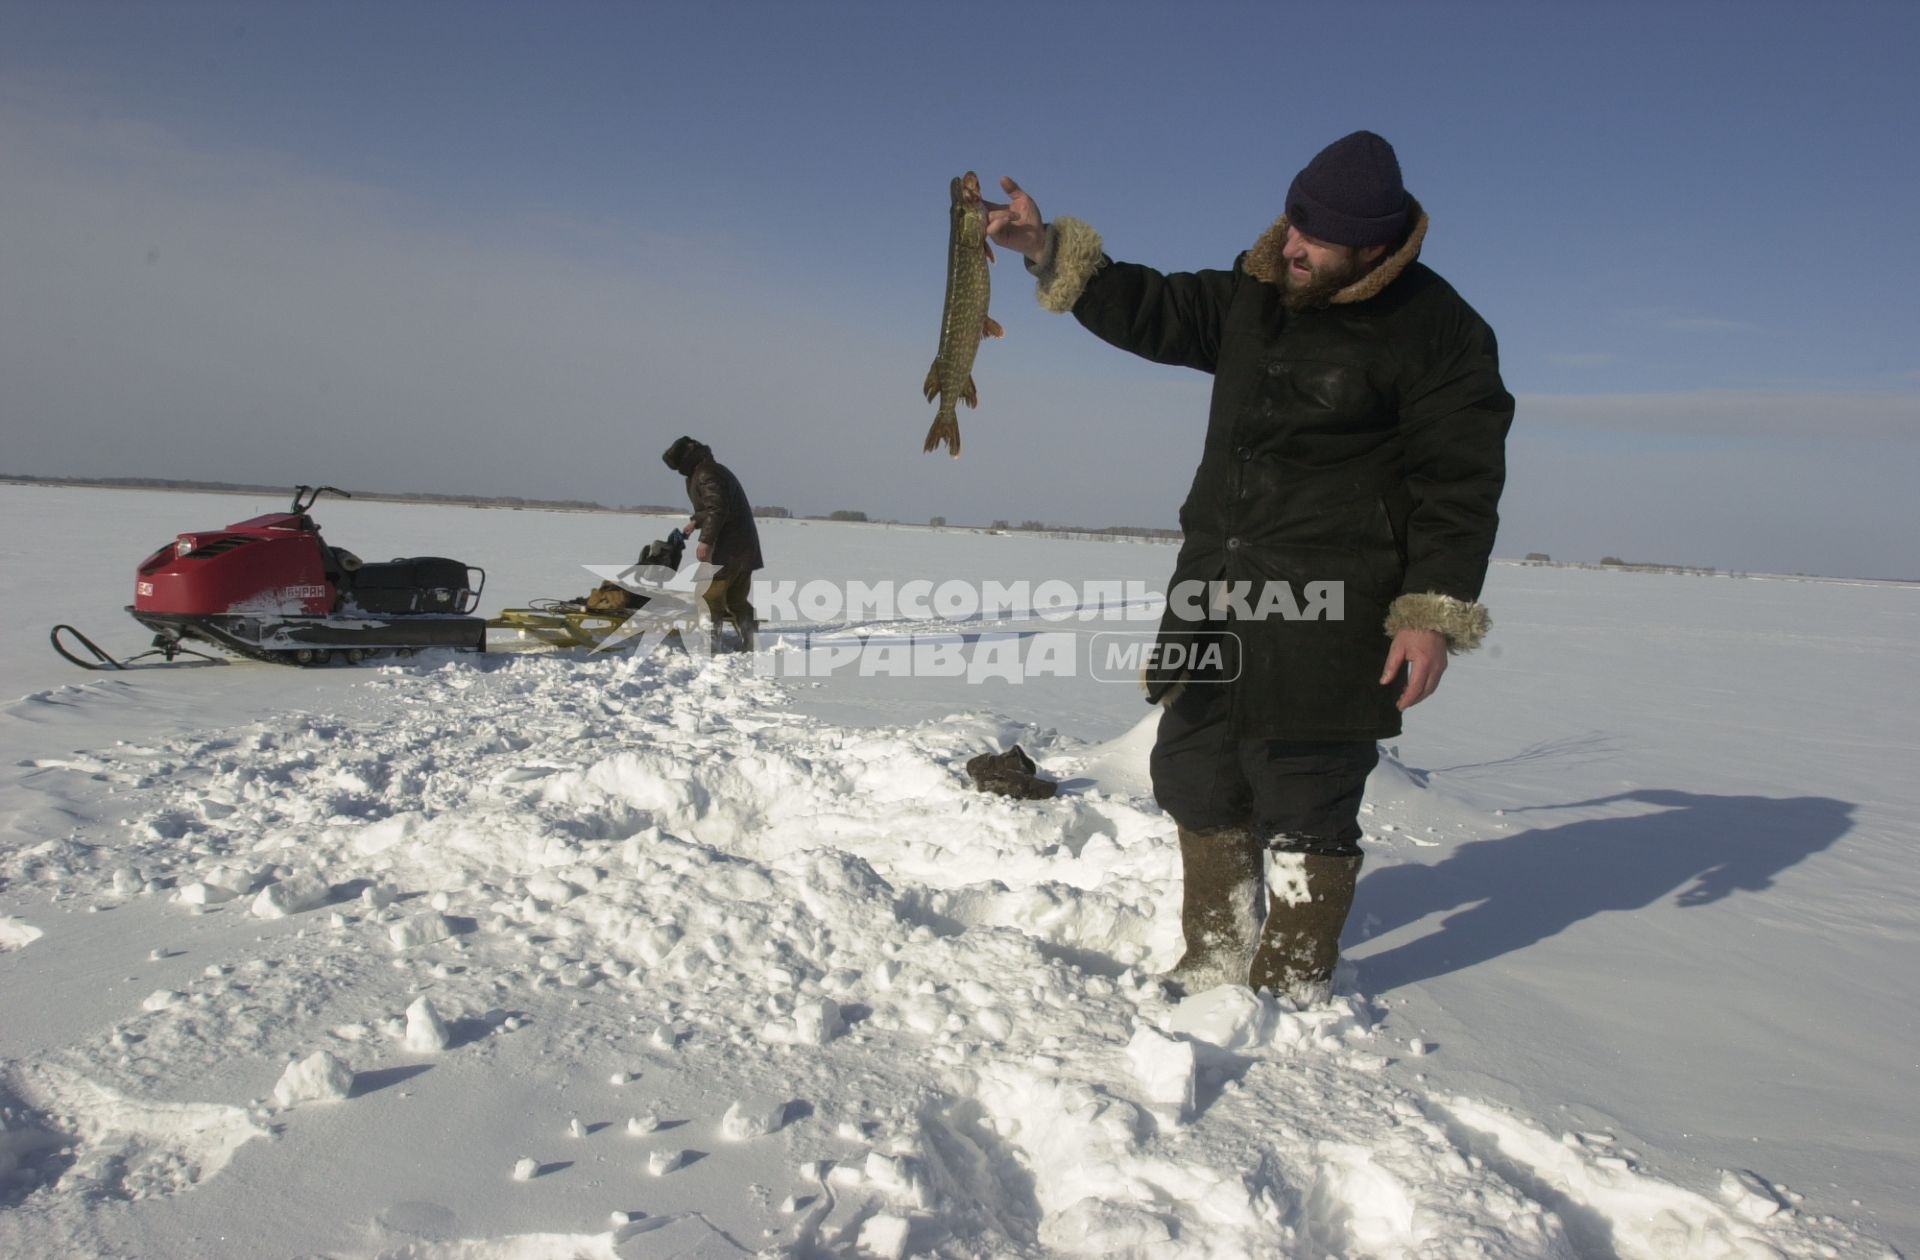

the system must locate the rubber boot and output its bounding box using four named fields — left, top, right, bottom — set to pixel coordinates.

left=1161, top=824, right=1264, bottom=997
left=1248, top=849, right=1363, bottom=1005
